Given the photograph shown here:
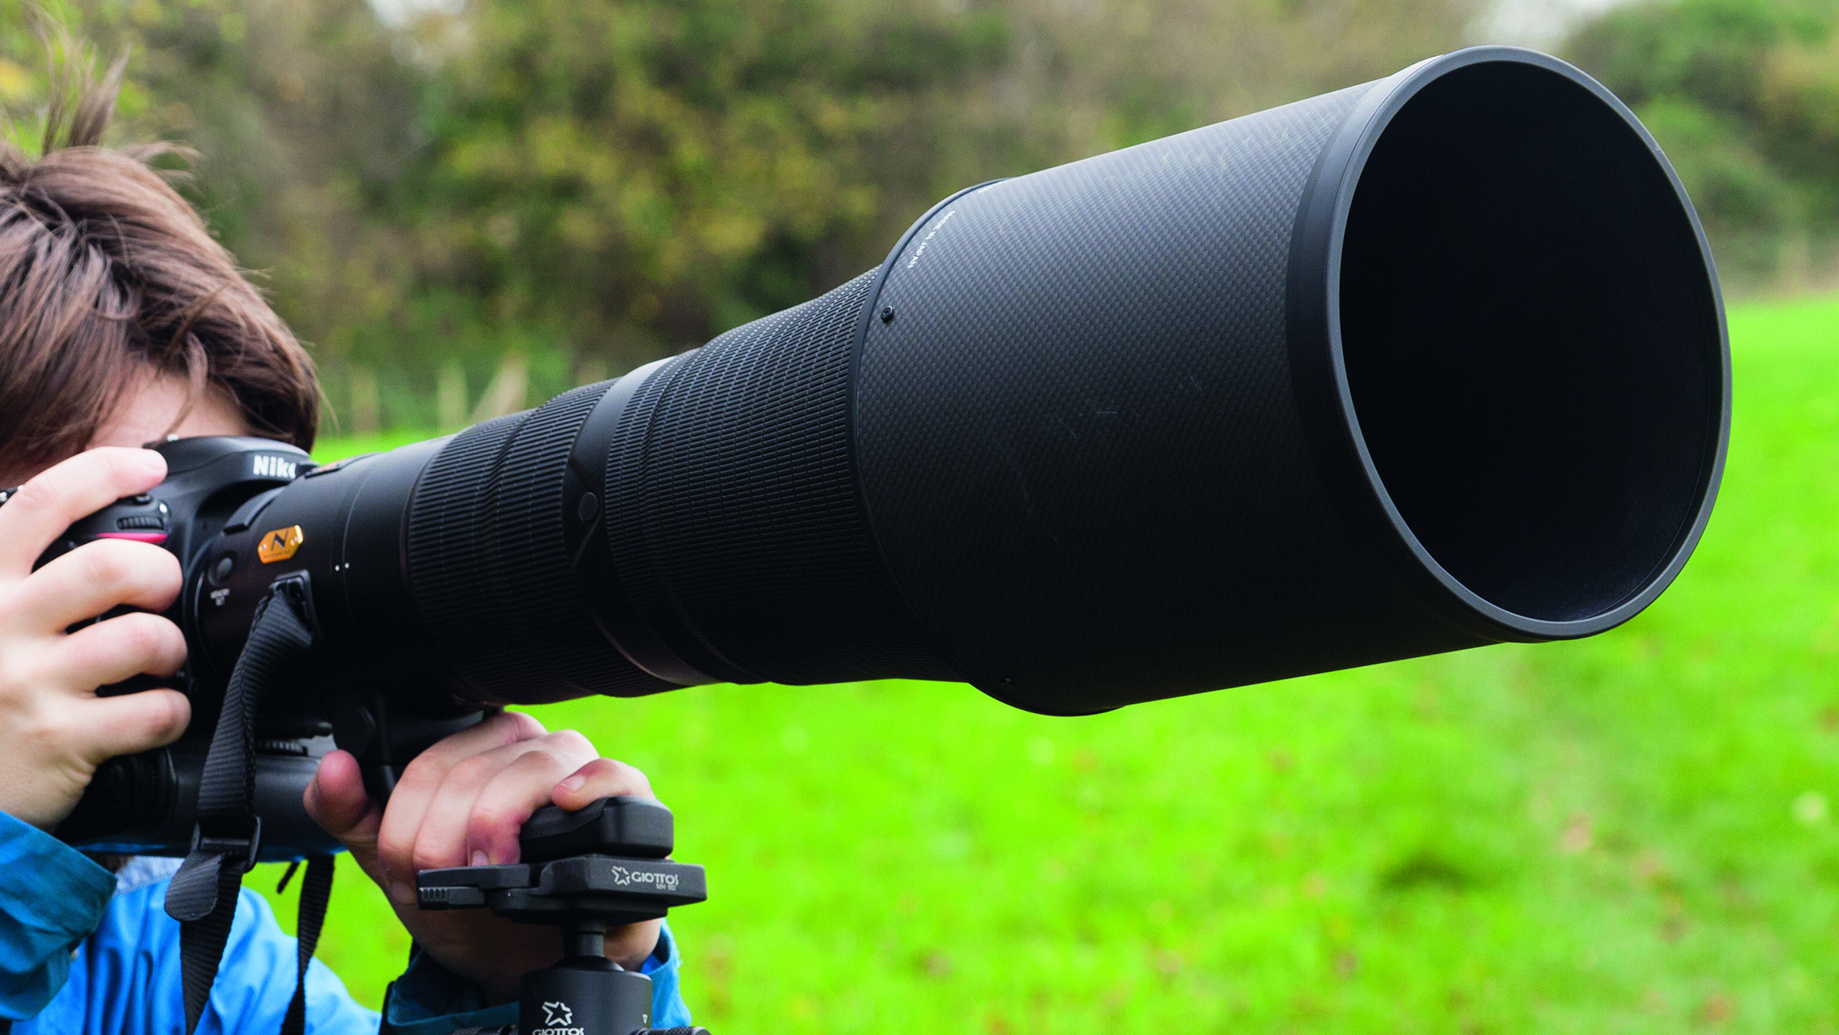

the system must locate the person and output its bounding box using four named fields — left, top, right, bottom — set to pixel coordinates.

left=0, top=52, right=693, bottom=1035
